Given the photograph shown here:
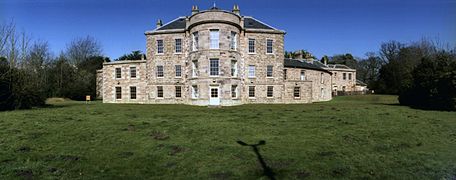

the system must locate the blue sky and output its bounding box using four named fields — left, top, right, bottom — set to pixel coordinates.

left=1, top=0, right=455, bottom=59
